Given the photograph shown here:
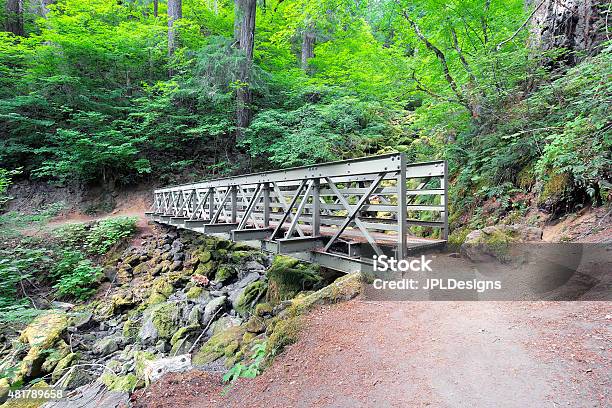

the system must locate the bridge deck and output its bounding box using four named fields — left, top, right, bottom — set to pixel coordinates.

left=147, top=153, right=448, bottom=273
